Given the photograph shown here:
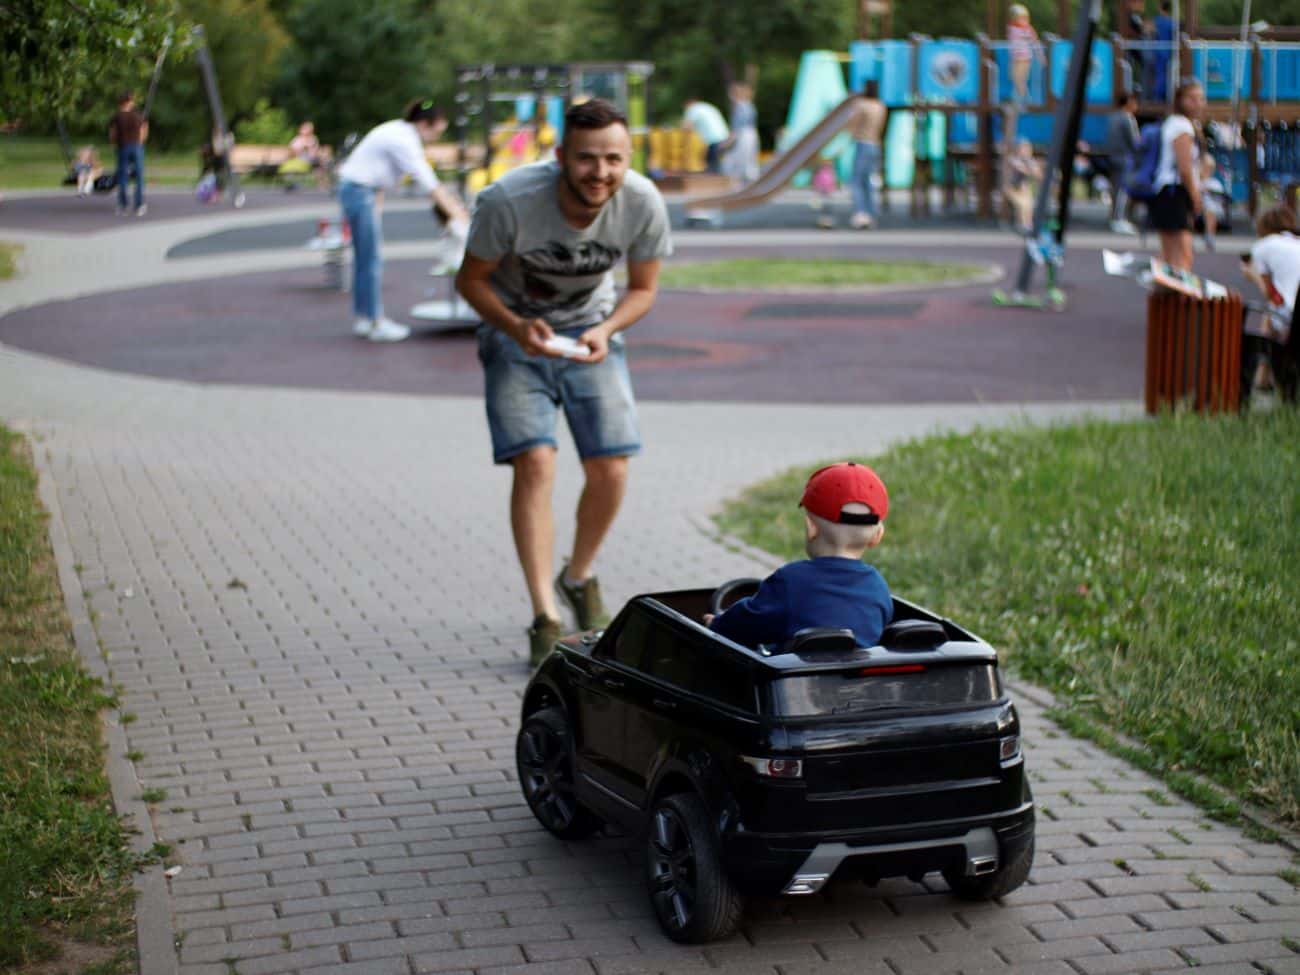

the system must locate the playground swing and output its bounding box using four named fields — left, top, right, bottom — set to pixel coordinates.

left=54, top=33, right=171, bottom=195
